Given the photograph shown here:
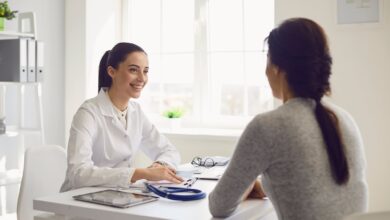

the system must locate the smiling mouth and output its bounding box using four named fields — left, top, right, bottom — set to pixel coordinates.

left=130, top=84, right=144, bottom=90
